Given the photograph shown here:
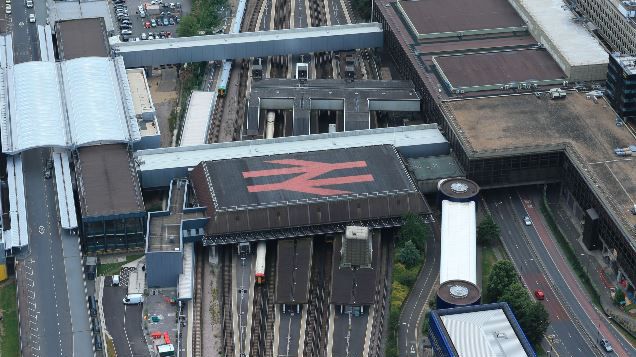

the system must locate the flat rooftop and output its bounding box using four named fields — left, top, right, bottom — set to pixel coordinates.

left=76, top=144, right=145, bottom=218
left=398, top=0, right=525, bottom=36
left=56, top=18, right=108, bottom=60
left=275, top=238, right=312, bottom=304
left=613, top=53, right=636, bottom=76
left=126, top=69, right=154, bottom=116
left=205, top=145, right=417, bottom=210
left=330, top=232, right=380, bottom=305
left=435, top=49, right=565, bottom=89
left=446, top=92, right=636, bottom=229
